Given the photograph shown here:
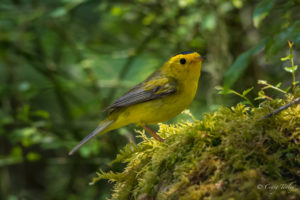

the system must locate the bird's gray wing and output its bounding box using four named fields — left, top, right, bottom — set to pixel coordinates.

left=104, top=71, right=177, bottom=113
